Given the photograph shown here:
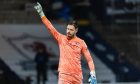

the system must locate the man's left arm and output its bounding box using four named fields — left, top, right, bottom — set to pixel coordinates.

left=82, top=40, right=97, bottom=84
